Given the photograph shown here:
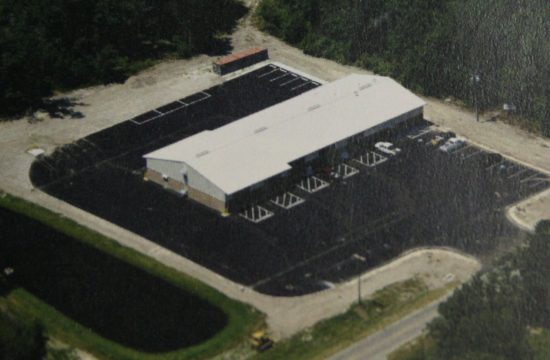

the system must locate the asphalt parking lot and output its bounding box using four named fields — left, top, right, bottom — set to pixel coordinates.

left=30, top=67, right=550, bottom=296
